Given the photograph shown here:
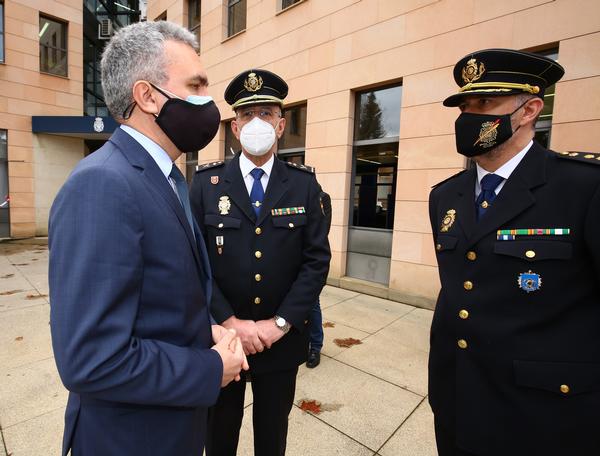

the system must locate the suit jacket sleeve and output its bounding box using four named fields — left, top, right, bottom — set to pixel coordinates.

left=49, top=166, right=223, bottom=408
left=190, top=174, right=235, bottom=323
left=277, top=176, right=331, bottom=329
